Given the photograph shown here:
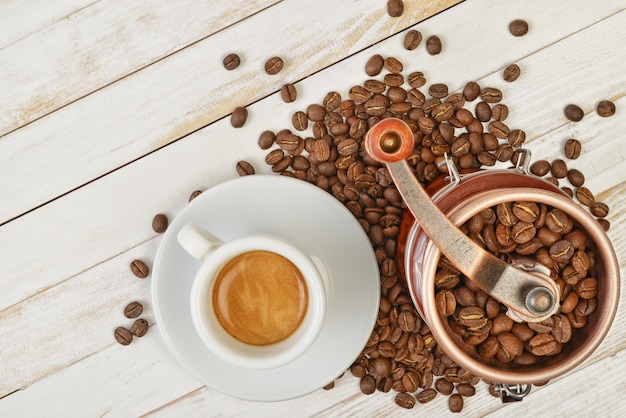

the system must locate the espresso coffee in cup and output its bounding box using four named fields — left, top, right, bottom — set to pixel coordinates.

left=178, top=223, right=326, bottom=369
left=212, top=249, right=309, bottom=346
